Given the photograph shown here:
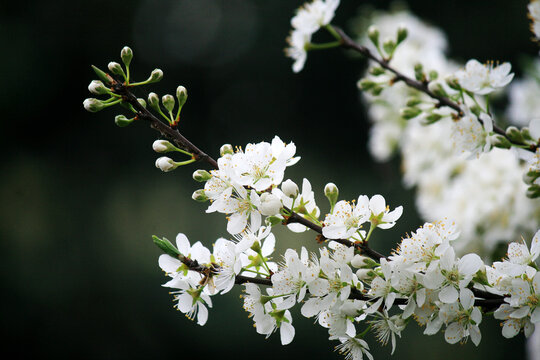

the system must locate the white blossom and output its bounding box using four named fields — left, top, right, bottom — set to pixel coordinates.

left=455, top=59, right=514, bottom=95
